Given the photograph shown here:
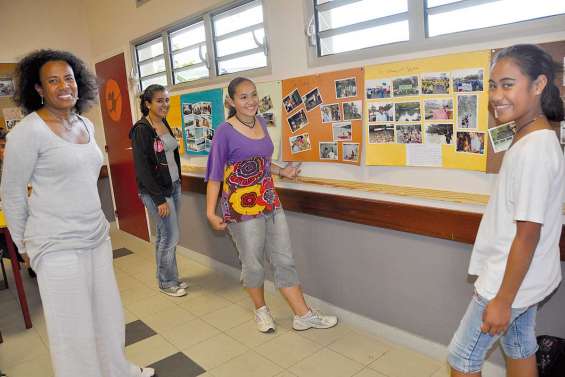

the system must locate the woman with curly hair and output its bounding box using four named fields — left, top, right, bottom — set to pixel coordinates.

left=0, top=50, right=154, bottom=377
